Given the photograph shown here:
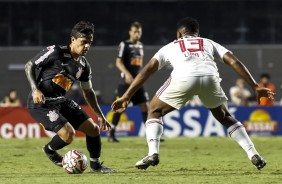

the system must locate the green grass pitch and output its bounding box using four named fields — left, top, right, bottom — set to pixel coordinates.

left=0, top=137, right=282, bottom=184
